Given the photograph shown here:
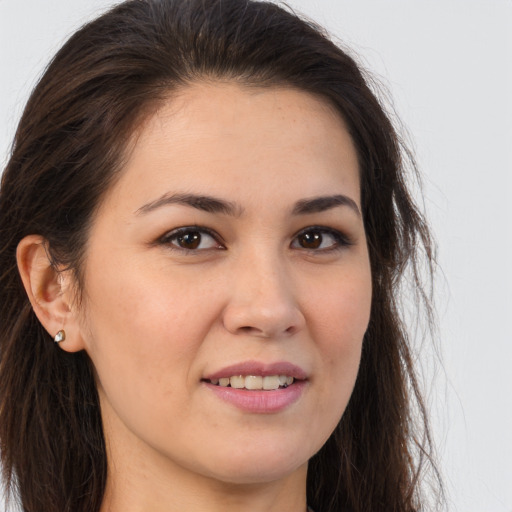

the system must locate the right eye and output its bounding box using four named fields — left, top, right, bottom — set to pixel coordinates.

left=159, top=227, right=224, bottom=252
